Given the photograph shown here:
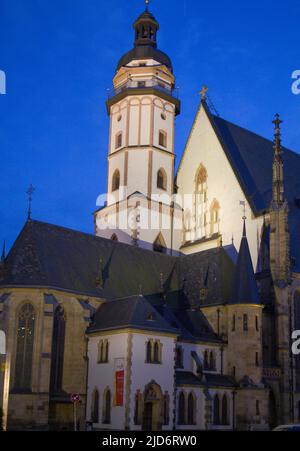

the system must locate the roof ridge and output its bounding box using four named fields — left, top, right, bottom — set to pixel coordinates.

left=211, top=113, right=300, bottom=157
